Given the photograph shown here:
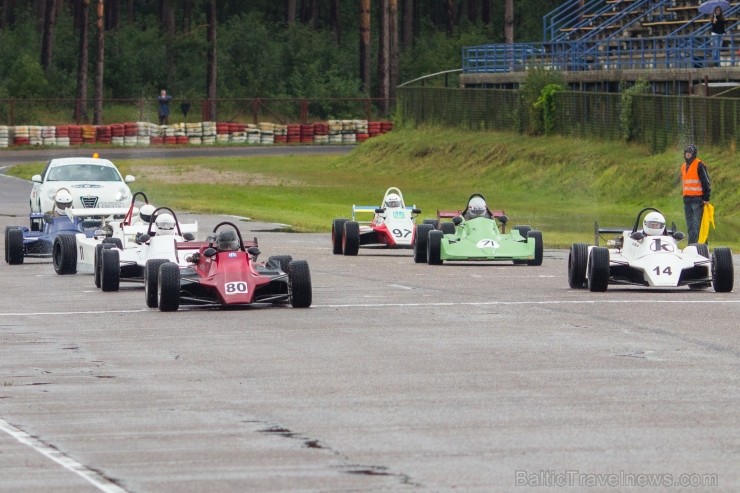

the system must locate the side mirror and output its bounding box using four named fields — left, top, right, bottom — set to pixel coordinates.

left=125, top=175, right=135, bottom=183
left=375, top=208, right=385, bottom=214
left=136, top=233, right=150, bottom=244
left=182, top=232, right=195, bottom=241
left=247, top=246, right=261, bottom=258
left=203, top=247, right=217, bottom=258
left=452, top=216, right=463, bottom=226
left=672, top=231, right=686, bottom=241
left=32, top=174, right=42, bottom=183
left=498, top=214, right=509, bottom=224
left=630, top=231, right=645, bottom=240
left=411, top=208, right=421, bottom=215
